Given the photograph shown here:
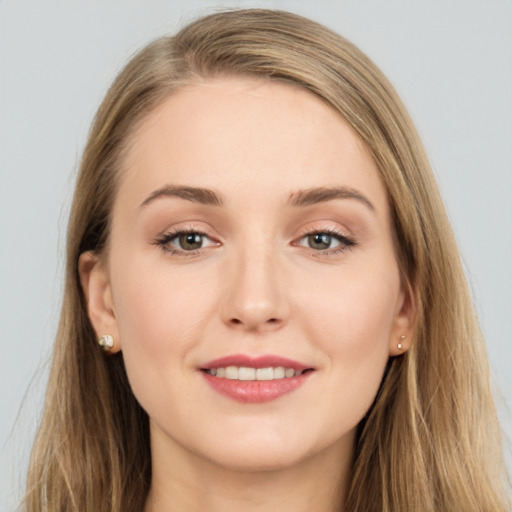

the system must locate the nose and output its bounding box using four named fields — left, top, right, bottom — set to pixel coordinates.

left=220, top=245, right=289, bottom=333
